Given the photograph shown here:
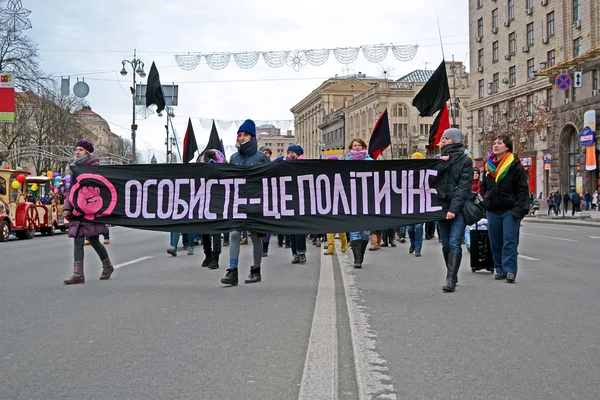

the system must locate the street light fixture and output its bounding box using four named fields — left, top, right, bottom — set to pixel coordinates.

left=120, top=49, right=146, bottom=163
